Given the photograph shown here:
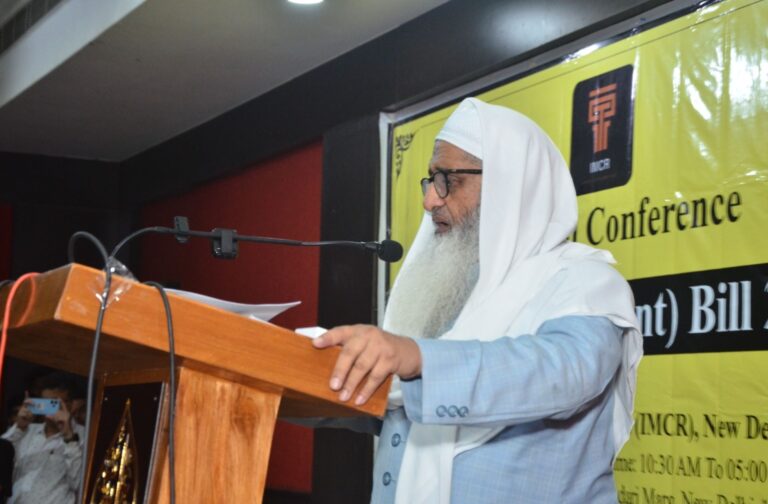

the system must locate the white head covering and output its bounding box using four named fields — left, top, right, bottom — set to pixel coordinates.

left=435, top=99, right=483, bottom=159
left=385, top=97, right=643, bottom=504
